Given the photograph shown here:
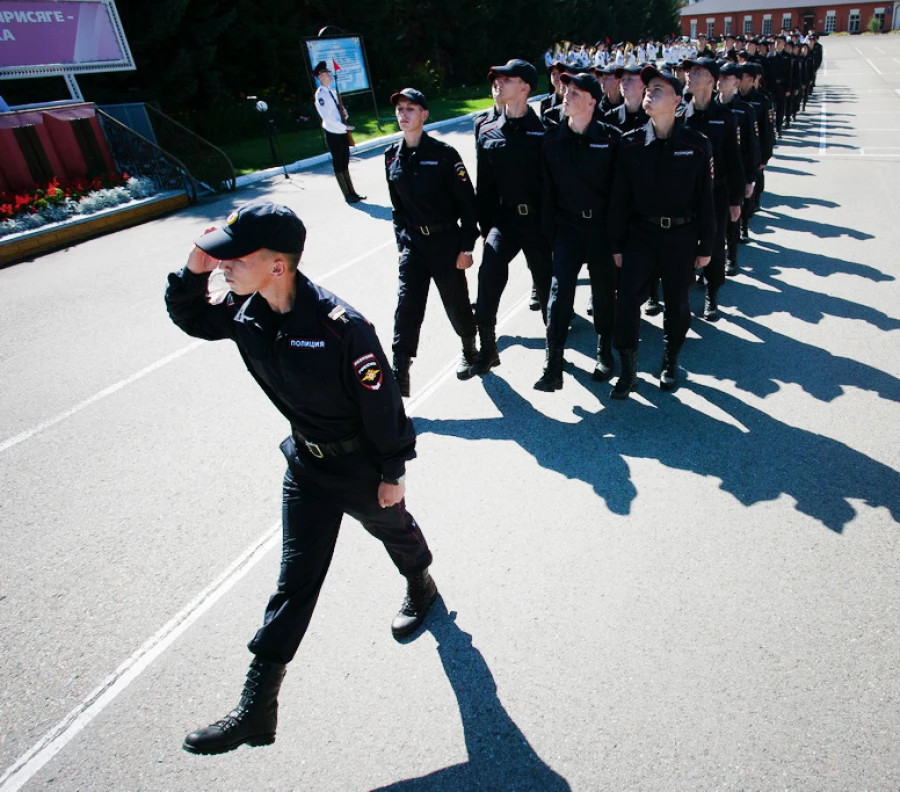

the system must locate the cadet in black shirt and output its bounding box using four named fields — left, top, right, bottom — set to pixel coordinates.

left=385, top=88, right=480, bottom=397
left=537, top=72, right=621, bottom=391
left=739, top=62, right=776, bottom=238
left=682, top=57, right=745, bottom=320
left=166, top=201, right=437, bottom=755
left=609, top=66, right=715, bottom=398
left=464, top=59, right=552, bottom=378
left=605, top=64, right=650, bottom=133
